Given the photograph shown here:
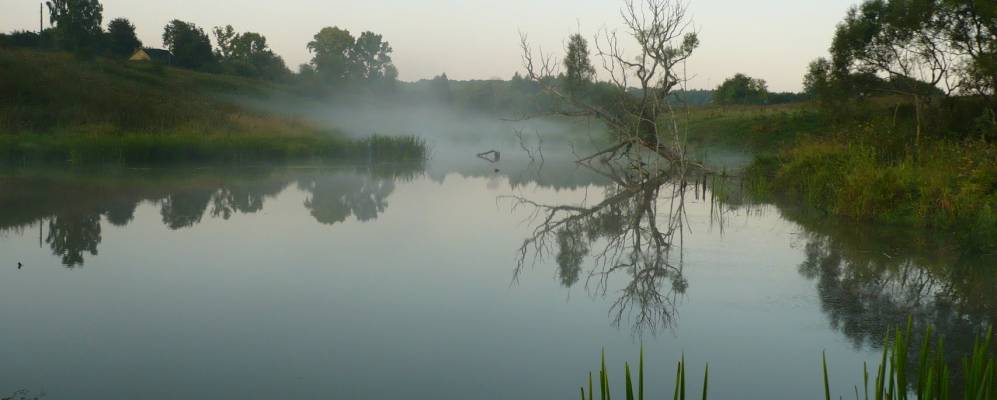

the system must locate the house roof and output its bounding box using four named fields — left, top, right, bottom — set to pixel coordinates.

left=130, top=48, right=173, bottom=64
left=142, top=48, right=173, bottom=63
